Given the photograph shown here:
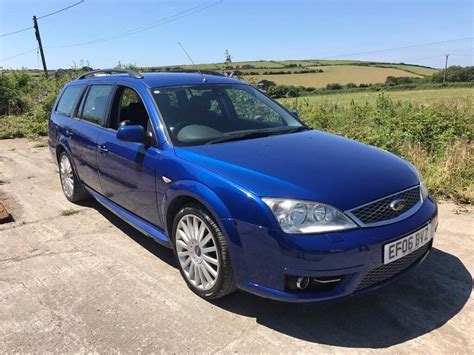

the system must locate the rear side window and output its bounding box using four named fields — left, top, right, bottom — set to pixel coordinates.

left=55, top=86, right=84, bottom=116
left=79, top=85, right=113, bottom=126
